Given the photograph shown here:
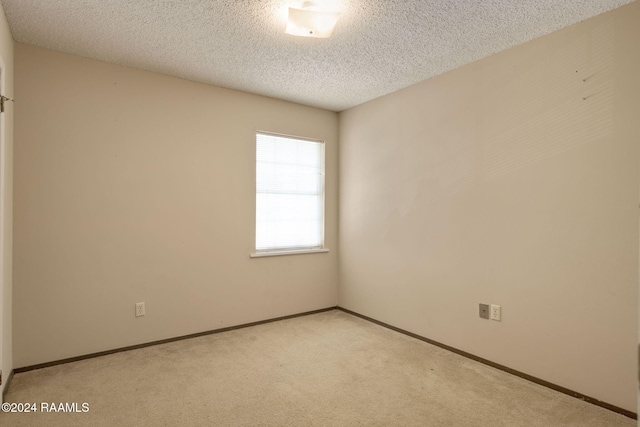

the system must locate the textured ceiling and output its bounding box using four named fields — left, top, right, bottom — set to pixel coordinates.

left=0, top=0, right=634, bottom=111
